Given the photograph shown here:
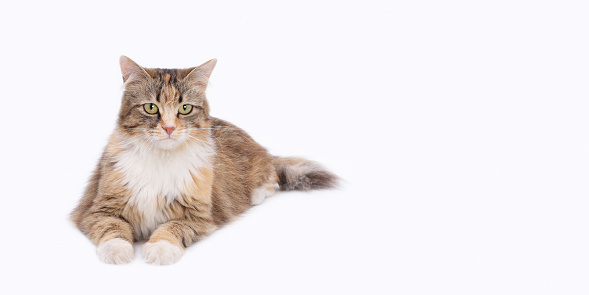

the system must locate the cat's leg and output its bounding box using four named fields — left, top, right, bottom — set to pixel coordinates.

left=142, top=219, right=216, bottom=265
left=81, top=213, right=135, bottom=264
left=250, top=172, right=279, bottom=205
